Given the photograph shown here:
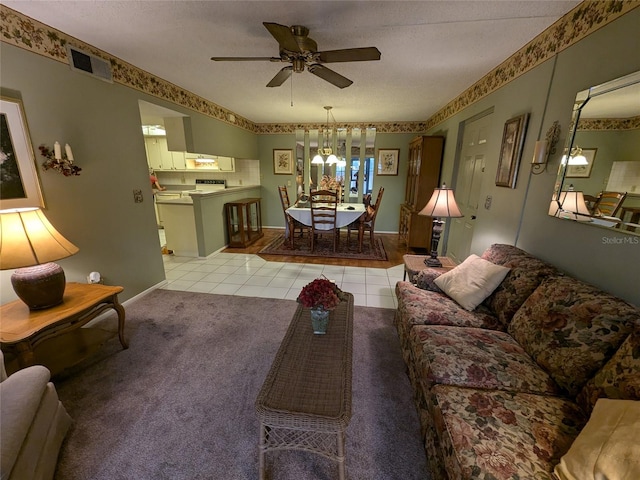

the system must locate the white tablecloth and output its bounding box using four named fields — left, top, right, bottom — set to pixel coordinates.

left=286, top=204, right=366, bottom=231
